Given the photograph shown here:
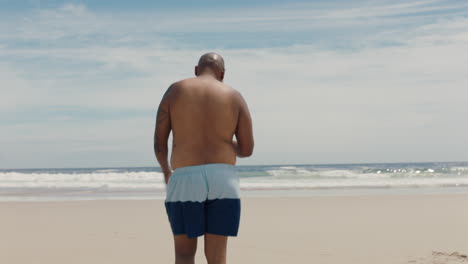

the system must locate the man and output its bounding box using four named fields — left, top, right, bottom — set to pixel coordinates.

left=154, top=52, right=254, bottom=264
